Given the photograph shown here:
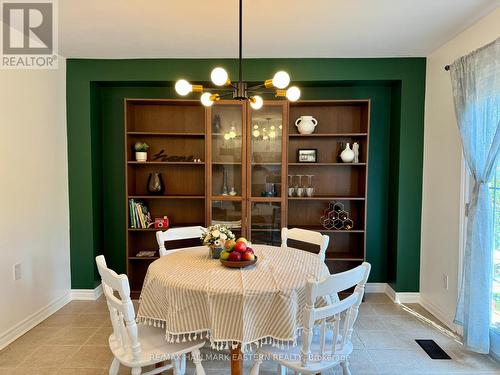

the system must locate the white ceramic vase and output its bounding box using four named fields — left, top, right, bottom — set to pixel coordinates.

left=135, top=152, right=147, bottom=162
left=295, top=116, right=318, bottom=134
left=340, top=143, right=355, bottom=163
